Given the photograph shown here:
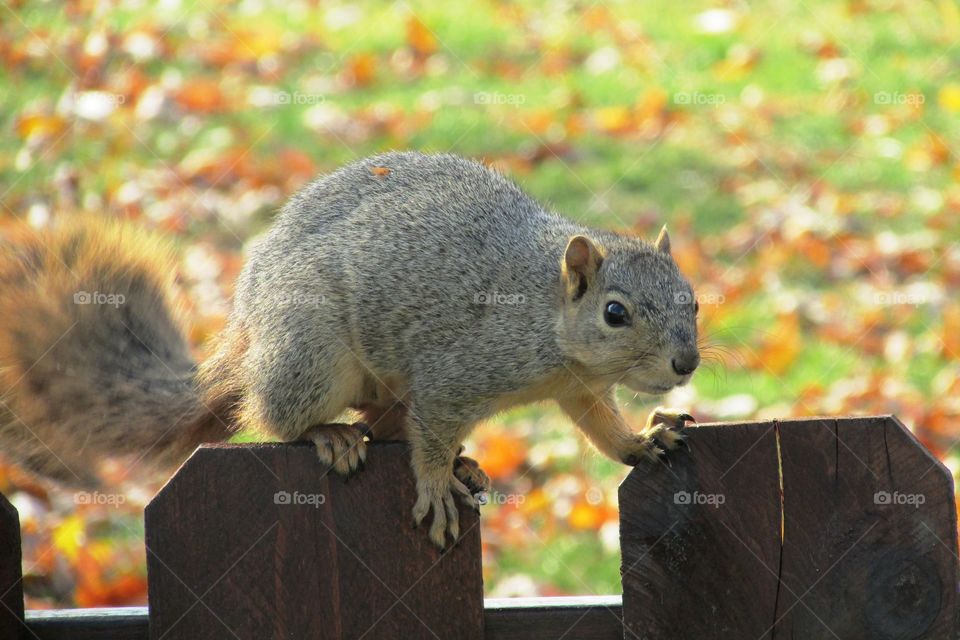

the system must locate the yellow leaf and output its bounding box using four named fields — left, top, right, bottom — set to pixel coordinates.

left=938, top=83, right=960, bottom=112
left=52, top=515, right=86, bottom=560
left=595, top=106, right=632, bottom=133
left=15, top=113, right=67, bottom=140
left=939, top=0, right=960, bottom=35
